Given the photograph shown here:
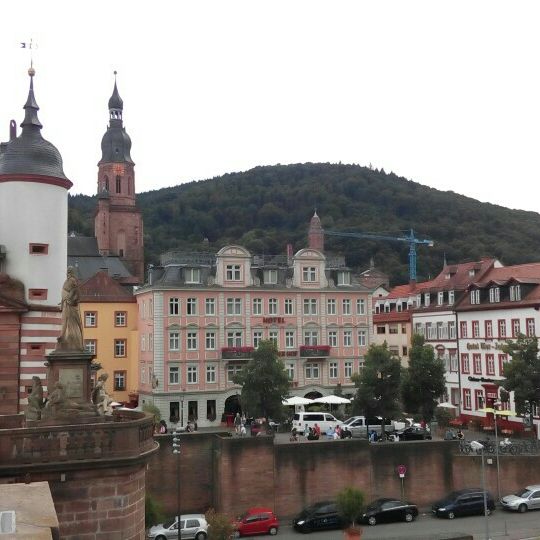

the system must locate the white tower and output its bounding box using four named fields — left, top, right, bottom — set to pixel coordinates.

left=0, top=68, right=72, bottom=306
